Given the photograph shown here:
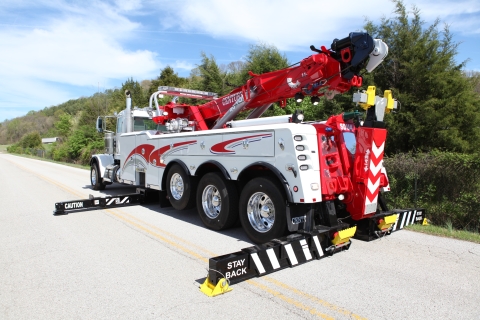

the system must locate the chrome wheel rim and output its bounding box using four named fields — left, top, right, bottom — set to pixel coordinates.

left=247, top=192, right=275, bottom=233
left=202, top=185, right=221, bottom=219
left=91, top=167, right=97, bottom=185
left=170, top=173, right=184, bottom=200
